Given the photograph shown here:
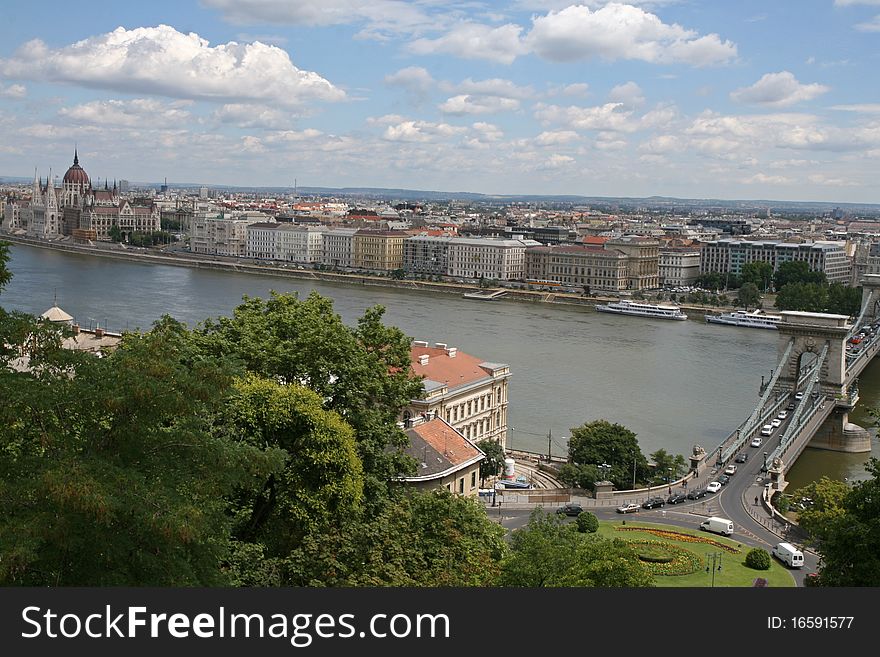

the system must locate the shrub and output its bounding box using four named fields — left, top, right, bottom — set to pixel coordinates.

left=576, top=511, right=599, bottom=533
left=745, top=548, right=771, bottom=570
